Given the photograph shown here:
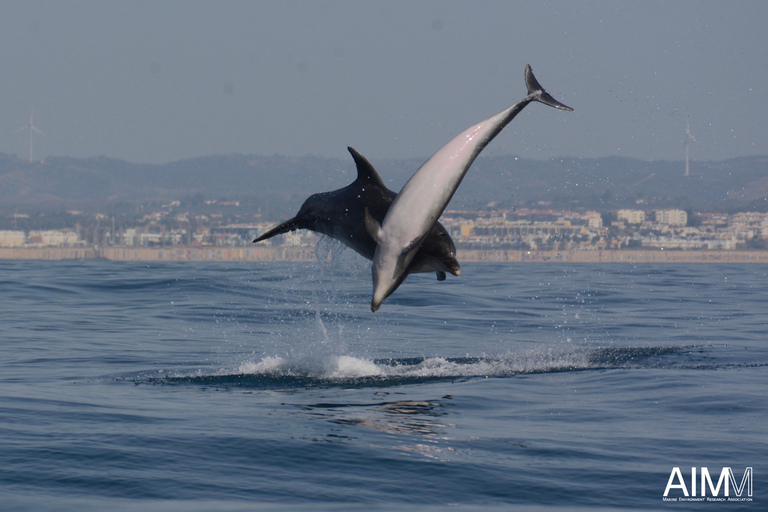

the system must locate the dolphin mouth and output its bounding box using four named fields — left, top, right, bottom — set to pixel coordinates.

left=253, top=217, right=303, bottom=243
left=407, top=255, right=461, bottom=277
